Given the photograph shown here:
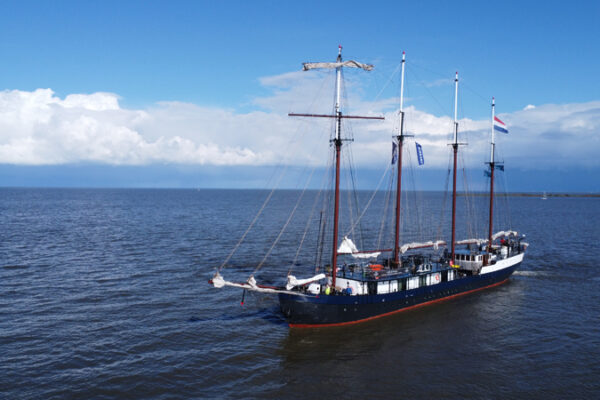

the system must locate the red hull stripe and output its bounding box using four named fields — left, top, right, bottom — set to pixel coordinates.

left=289, top=278, right=509, bottom=328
